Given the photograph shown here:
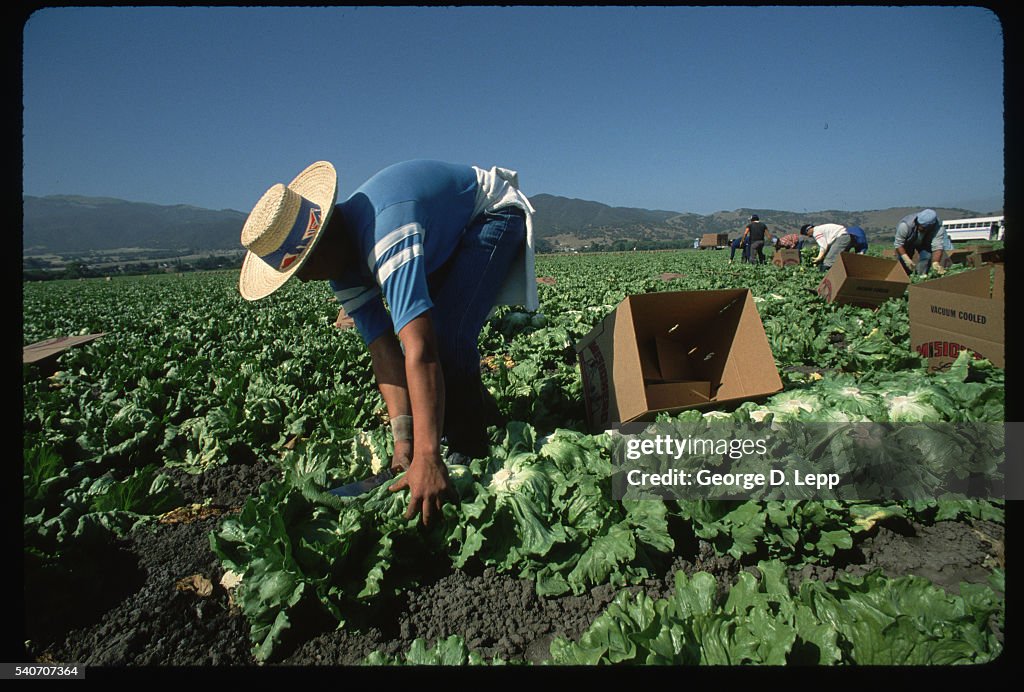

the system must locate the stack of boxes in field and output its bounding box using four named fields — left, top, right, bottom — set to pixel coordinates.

left=815, top=254, right=910, bottom=308
left=908, top=264, right=1005, bottom=371
left=575, top=290, right=782, bottom=432
left=699, top=233, right=729, bottom=249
